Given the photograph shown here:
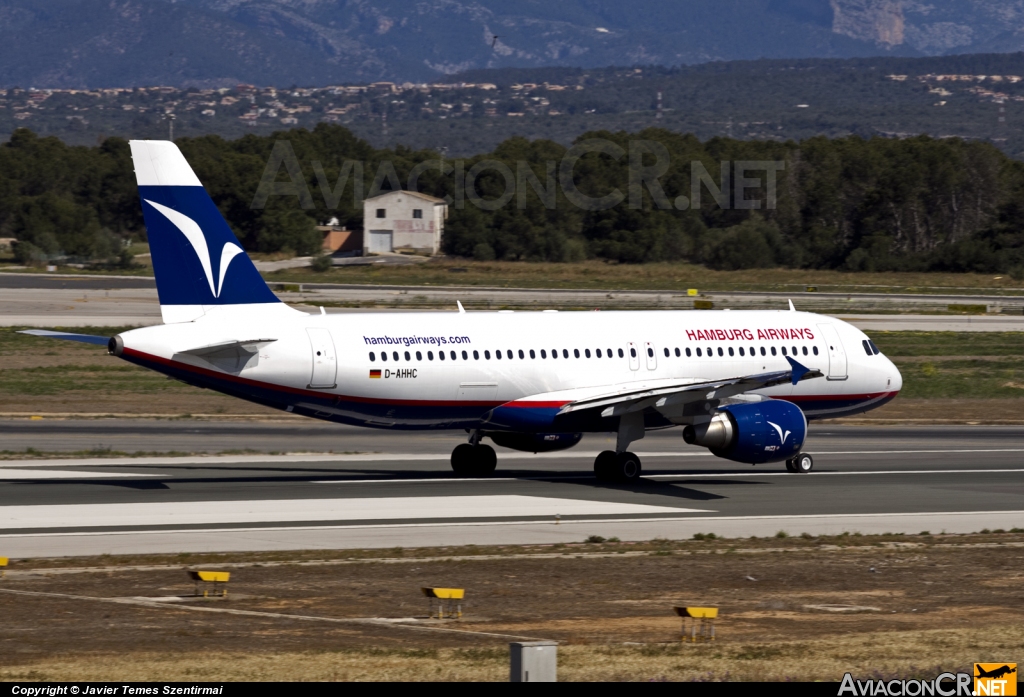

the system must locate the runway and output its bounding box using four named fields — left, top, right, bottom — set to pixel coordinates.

left=2, top=273, right=1023, bottom=330
left=1, top=424, right=1021, bottom=557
